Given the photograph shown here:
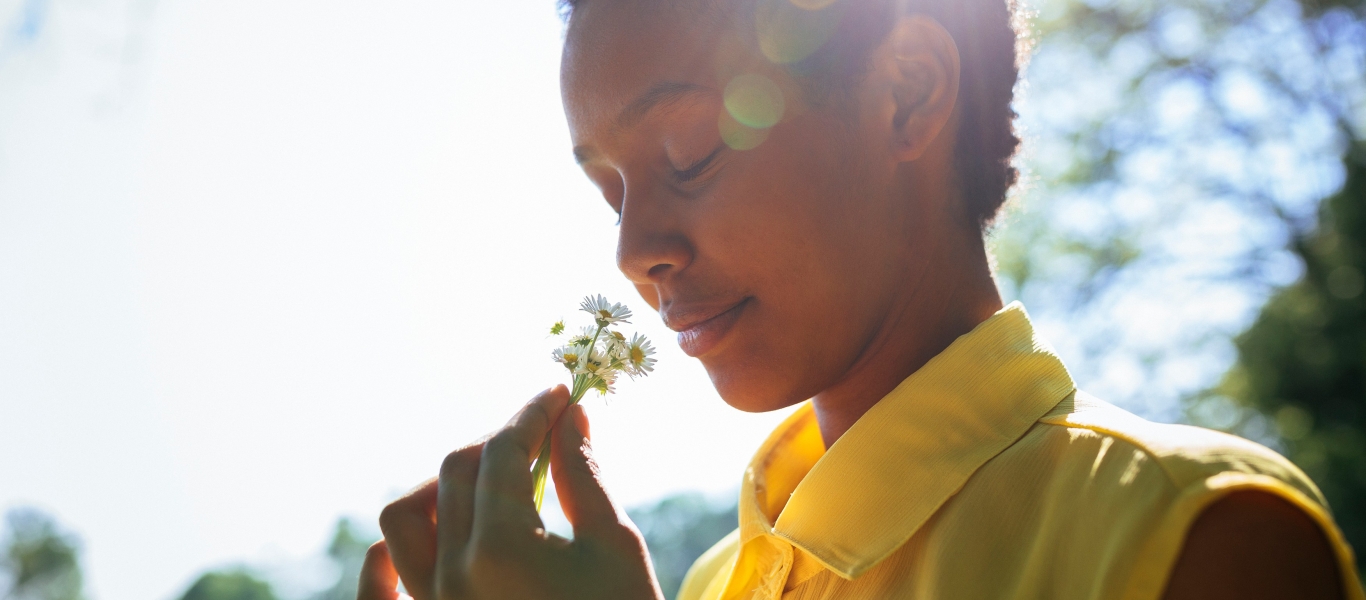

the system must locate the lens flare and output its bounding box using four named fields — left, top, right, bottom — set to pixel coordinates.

left=789, top=0, right=837, bottom=9
left=724, top=74, right=785, bottom=129
left=719, top=109, right=771, bottom=151
left=755, top=0, right=844, bottom=64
